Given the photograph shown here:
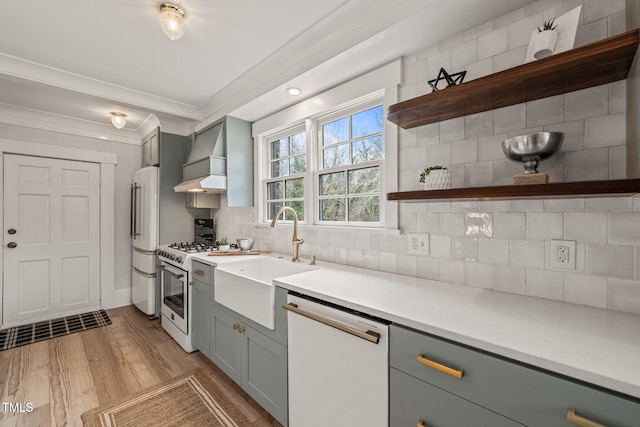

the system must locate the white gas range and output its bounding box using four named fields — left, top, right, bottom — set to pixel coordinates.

left=157, top=242, right=217, bottom=352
